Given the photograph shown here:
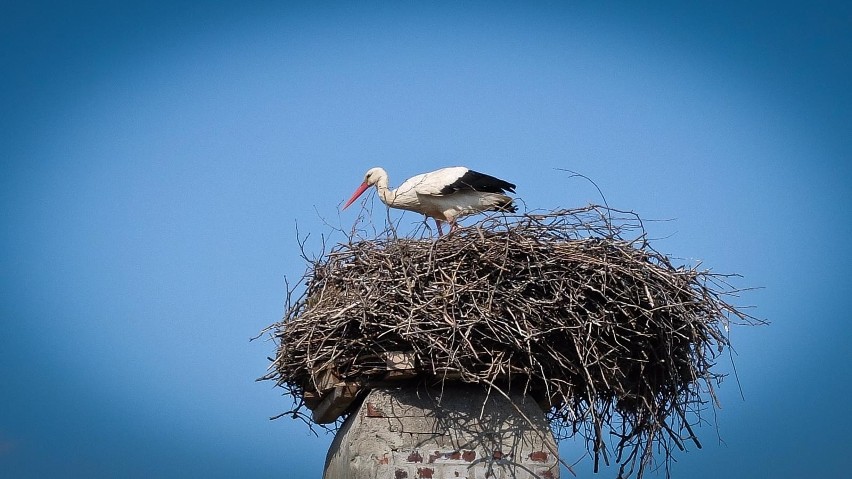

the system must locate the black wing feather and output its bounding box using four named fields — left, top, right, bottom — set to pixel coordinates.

left=439, top=169, right=516, bottom=194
